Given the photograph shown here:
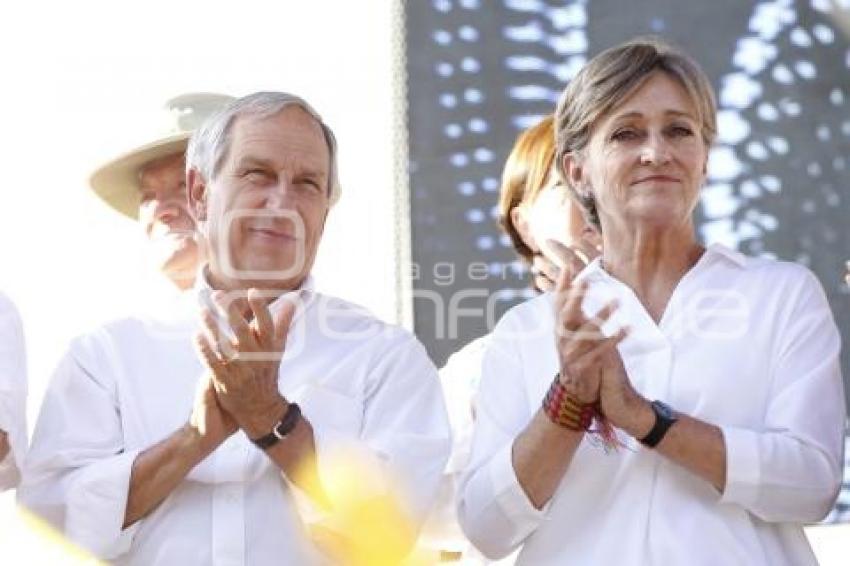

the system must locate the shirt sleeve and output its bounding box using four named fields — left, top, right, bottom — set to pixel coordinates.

left=0, top=294, right=28, bottom=491
left=357, top=333, right=453, bottom=526
left=294, top=330, right=452, bottom=539
left=457, top=313, right=548, bottom=560
left=720, top=268, right=846, bottom=522
left=17, top=332, right=142, bottom=558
